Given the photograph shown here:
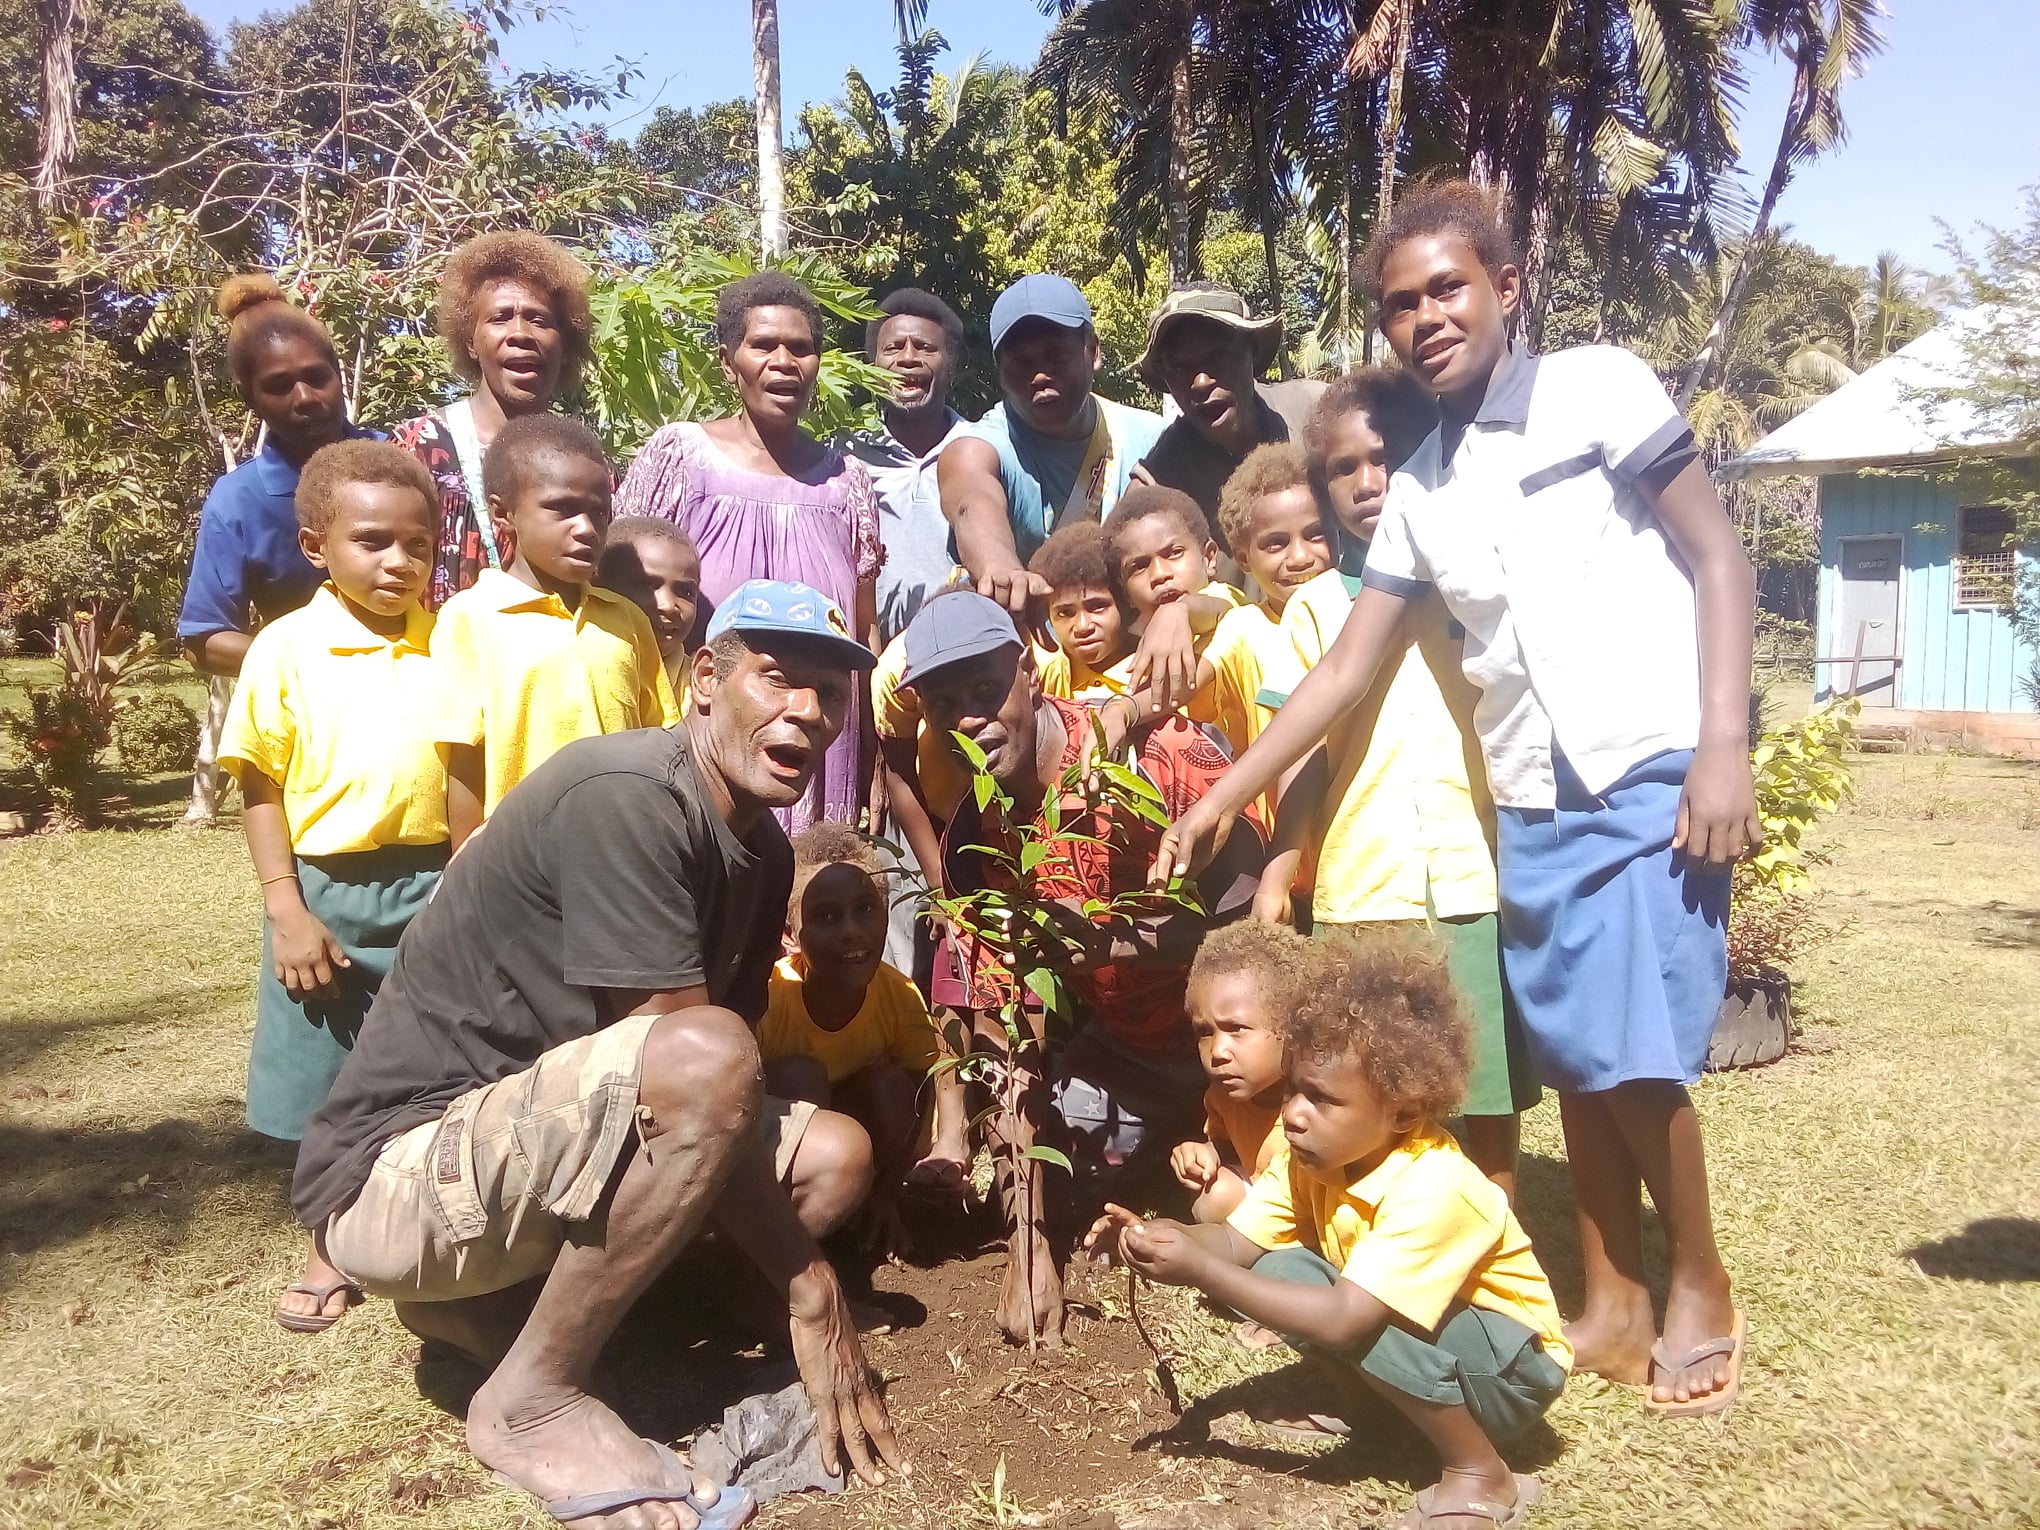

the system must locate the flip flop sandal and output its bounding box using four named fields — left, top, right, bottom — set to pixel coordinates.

left=497, top=1442, right=758, bottom=1529
left=1644, top=1309, right=1746, bottom=1418
left=274, top=1275, right=362, bottom=1334
left=1250, top=1410, right=1350, bottom=1443
left=1395, top=1474, right=1543, bottom=1529
left=1231, top=1319, right=1286, bottom=1350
